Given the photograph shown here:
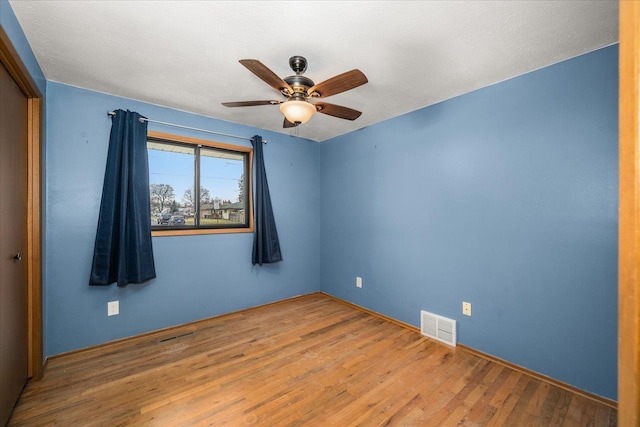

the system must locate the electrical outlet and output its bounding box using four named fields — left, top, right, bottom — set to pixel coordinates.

left=462, top=301, right=471, bottom=316
left=107, top=301, right=119, bottom=316
left=356, top=277, right=363, bottom=288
